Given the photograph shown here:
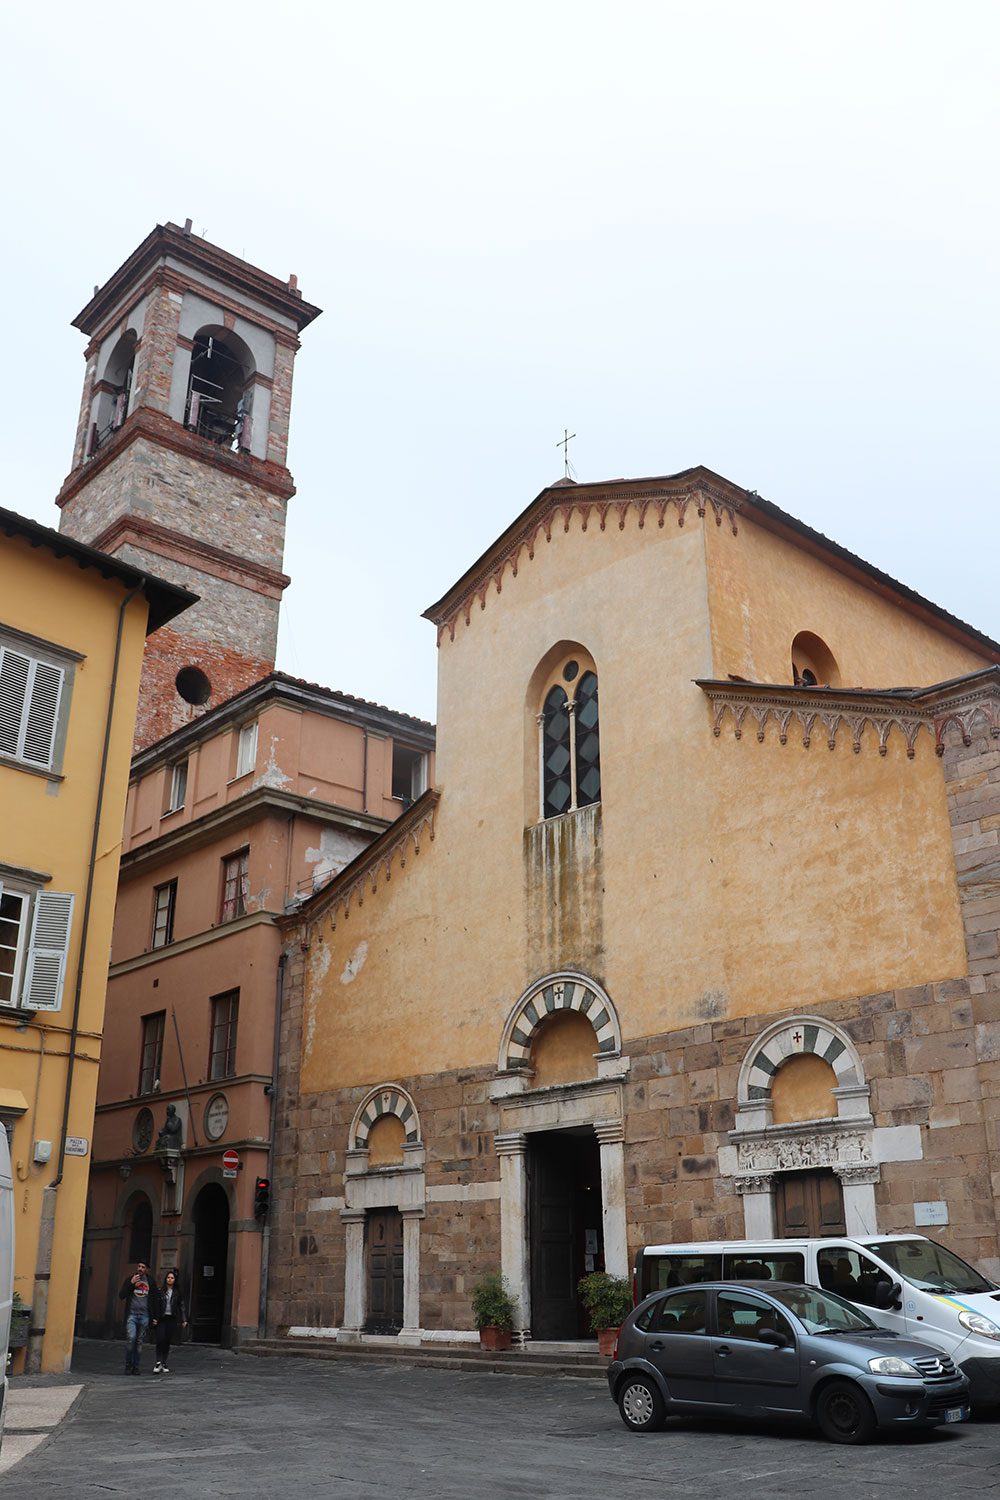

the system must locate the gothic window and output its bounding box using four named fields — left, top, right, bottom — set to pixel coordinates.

left=542, top=686, right=572, bottom=818
left=537, top=654, right=601, bottom=820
